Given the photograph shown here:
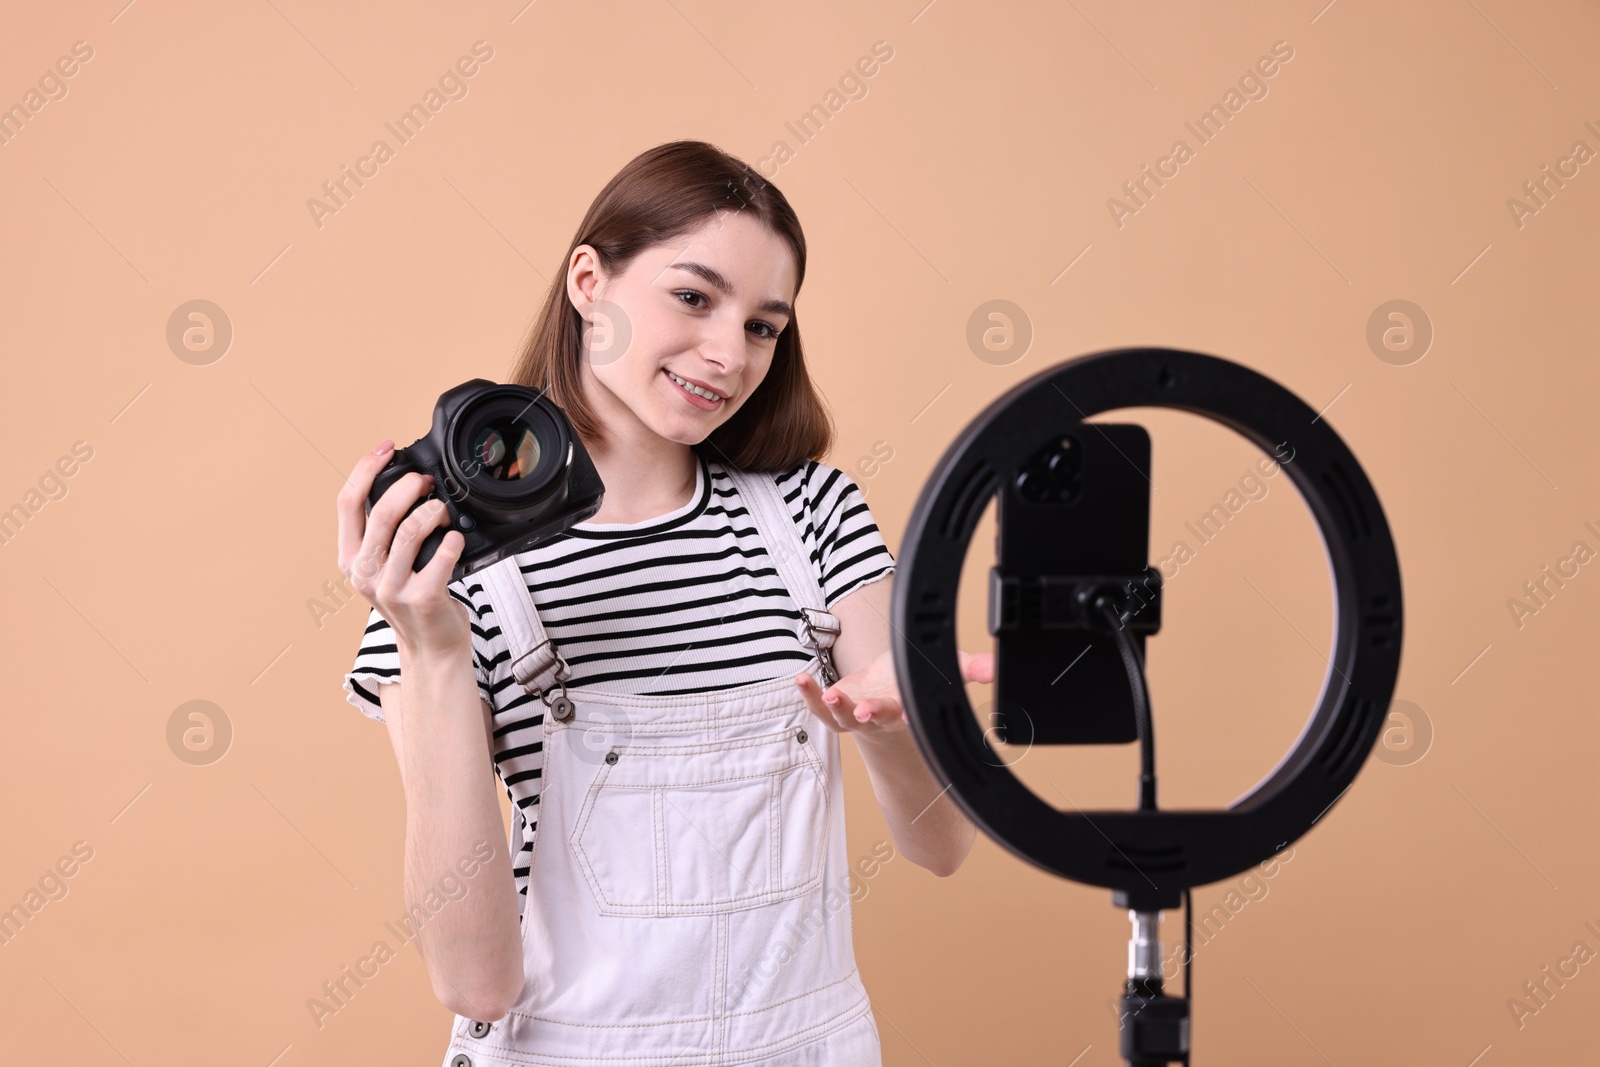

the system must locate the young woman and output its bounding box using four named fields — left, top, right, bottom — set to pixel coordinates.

left=336, top=141, right=993, bottom=1066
